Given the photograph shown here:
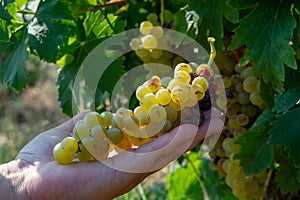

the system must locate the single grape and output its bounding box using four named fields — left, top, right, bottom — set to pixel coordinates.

left=174, top=63, right=193, bottom=73
left=192, top=76, right=209, bottom=91
left=135, top=48, right=150, bottom=58
left=141, top=35, right=158, bottom=50
left=150, top=49, right=163, bottom=59
left=77, top=150, right=93, bottom=162
left=83, top=111, right=102, bottom=130
left=61, top=137, right=78, bottom=153
left=249, top=91, right=264, bottom=106
left=240, top=67, right=253, bottom=79
left=192, top=84, right=205, bottom=100
left=53, top=143, right=75, bottom=164
left=160, top=76, right=172, bottom=87
left=146, top=75, right=162, bottom=92
left=129, top=37, right=141, bottom=50
left=74, top=122, right=90, bottom=139
left=165, top=105, right=178, bottom=122
left=237, top=91, right=250, bottom=105
left=133, top=106, right=145, bottom=117
left=196, top=64, right=214, bottom=80
left=171, top=85, right=189, bottom=105
left=107, top=127, right=123, bottom=144
left=100, top=111, right=113, bottom=128
left=81, top=136, right=110, bottom=160
left=149, top=105, right=167, bottom=123
left=223, top=76, right=232, bottom=88
left=111, top=114, right=126, bottom=130
left=147, top=13, right=158, bottom=24
left=159, top=10, right=173, bottom=23
left=136, top=85, right=153, bottom=101
left=90, top=125, right=107, bottom=141
left=243, top=76, right=259, bottom=93
left=140, top=93, right=159, bottom=113
left=174, top=70, right=191, bottom=85
left=137, top=113, right=151, bottom=126
left=124, top=116, right=140, bottom=133
left=151, top=26, right=164, bottom=39
left=140, top=21, right=153, bottom=35
left=156, top=88, right=171, bottom=106
left=236, top=113, right=249, bottom=126
left=116, top=107, right=132, bottom=119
